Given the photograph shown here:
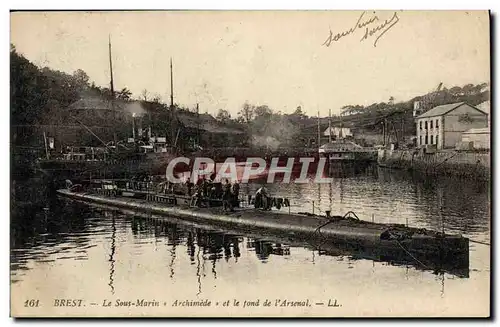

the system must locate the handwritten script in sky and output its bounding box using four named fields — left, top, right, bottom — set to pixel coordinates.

left=323, top=11, right=400, bottom=48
